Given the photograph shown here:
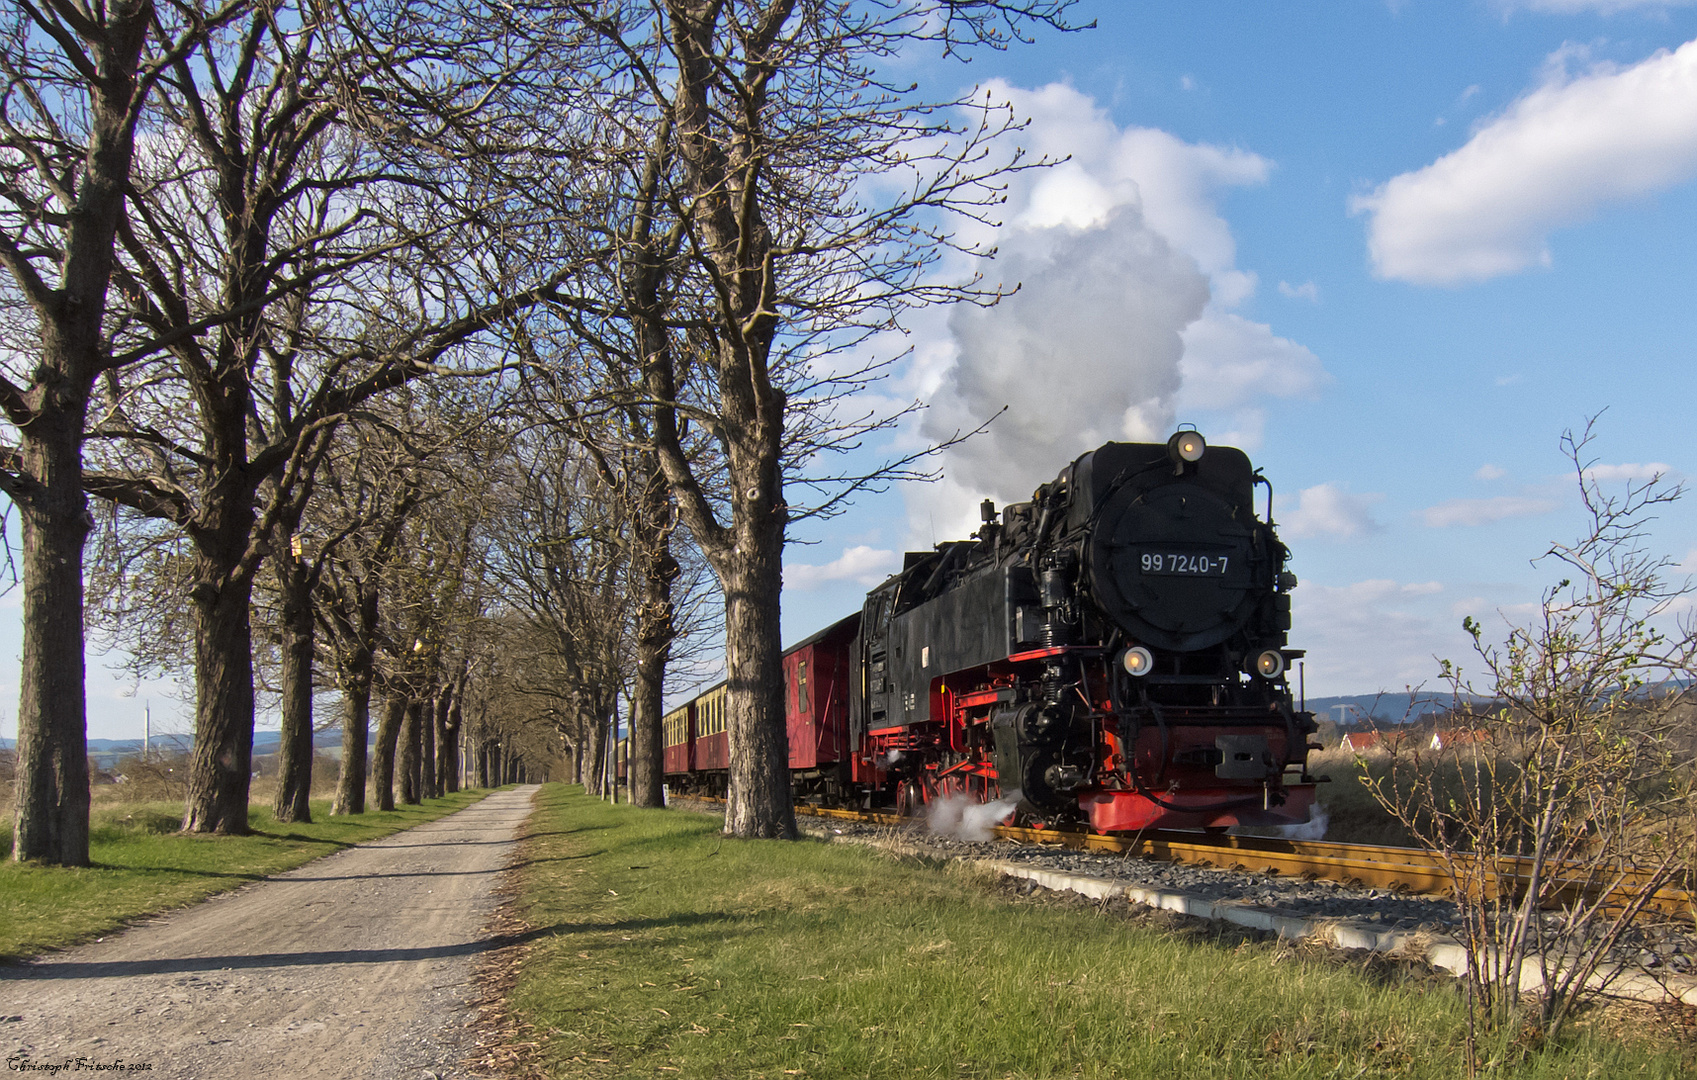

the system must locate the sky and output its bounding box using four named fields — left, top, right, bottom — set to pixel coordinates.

left=778, top=0, right=1697, bottom=707
left=10, top=0, right=1697, bottom=742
